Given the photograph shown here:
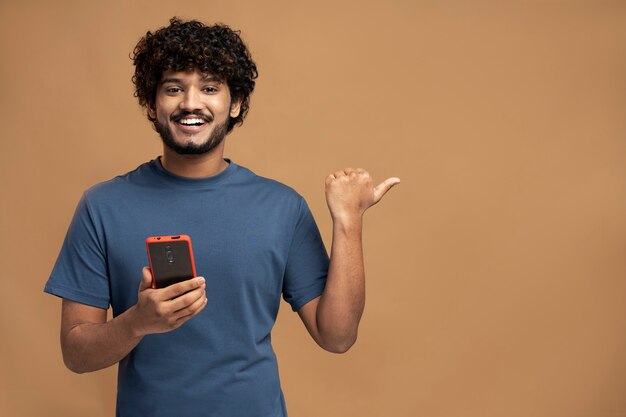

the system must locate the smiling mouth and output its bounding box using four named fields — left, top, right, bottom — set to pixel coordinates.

left=172, top=113, right=213, bottom=128
left=177, top=117, right=206, bottom=127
